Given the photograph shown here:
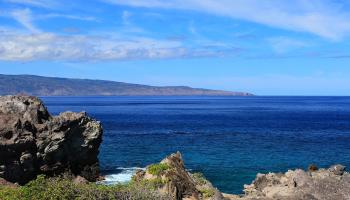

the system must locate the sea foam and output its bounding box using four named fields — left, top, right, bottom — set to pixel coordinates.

left=99, top=167, right=145, bottom=185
